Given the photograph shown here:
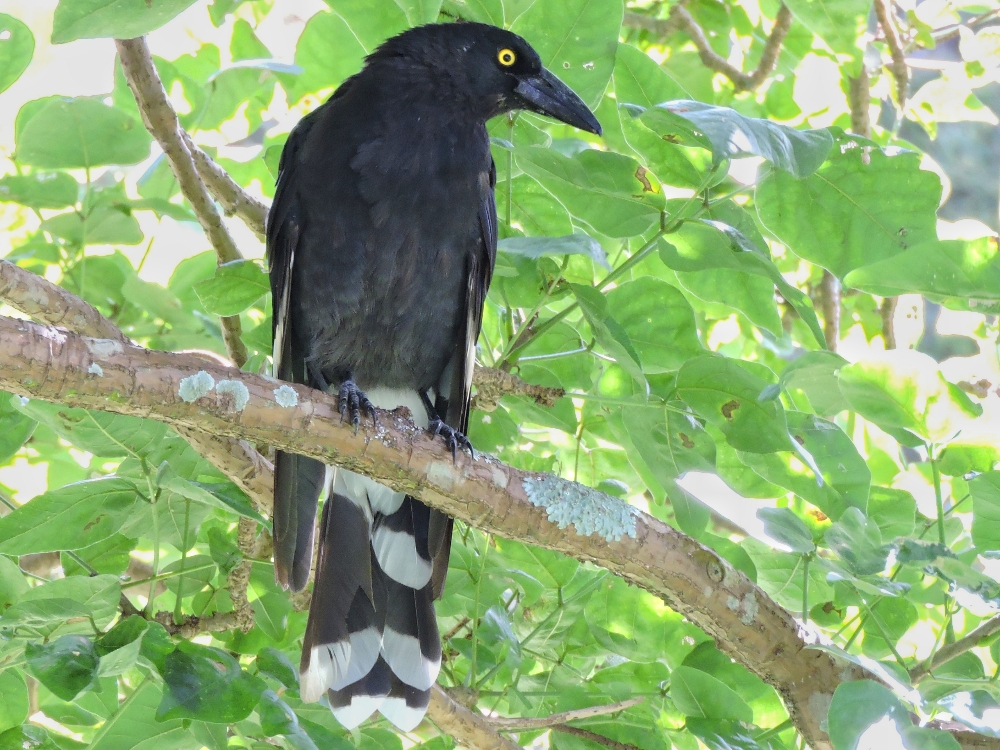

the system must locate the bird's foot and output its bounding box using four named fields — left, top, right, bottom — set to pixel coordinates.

left=428, top=419, right=474, bottom=462
left=338, top=379, right=378, bottom=434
